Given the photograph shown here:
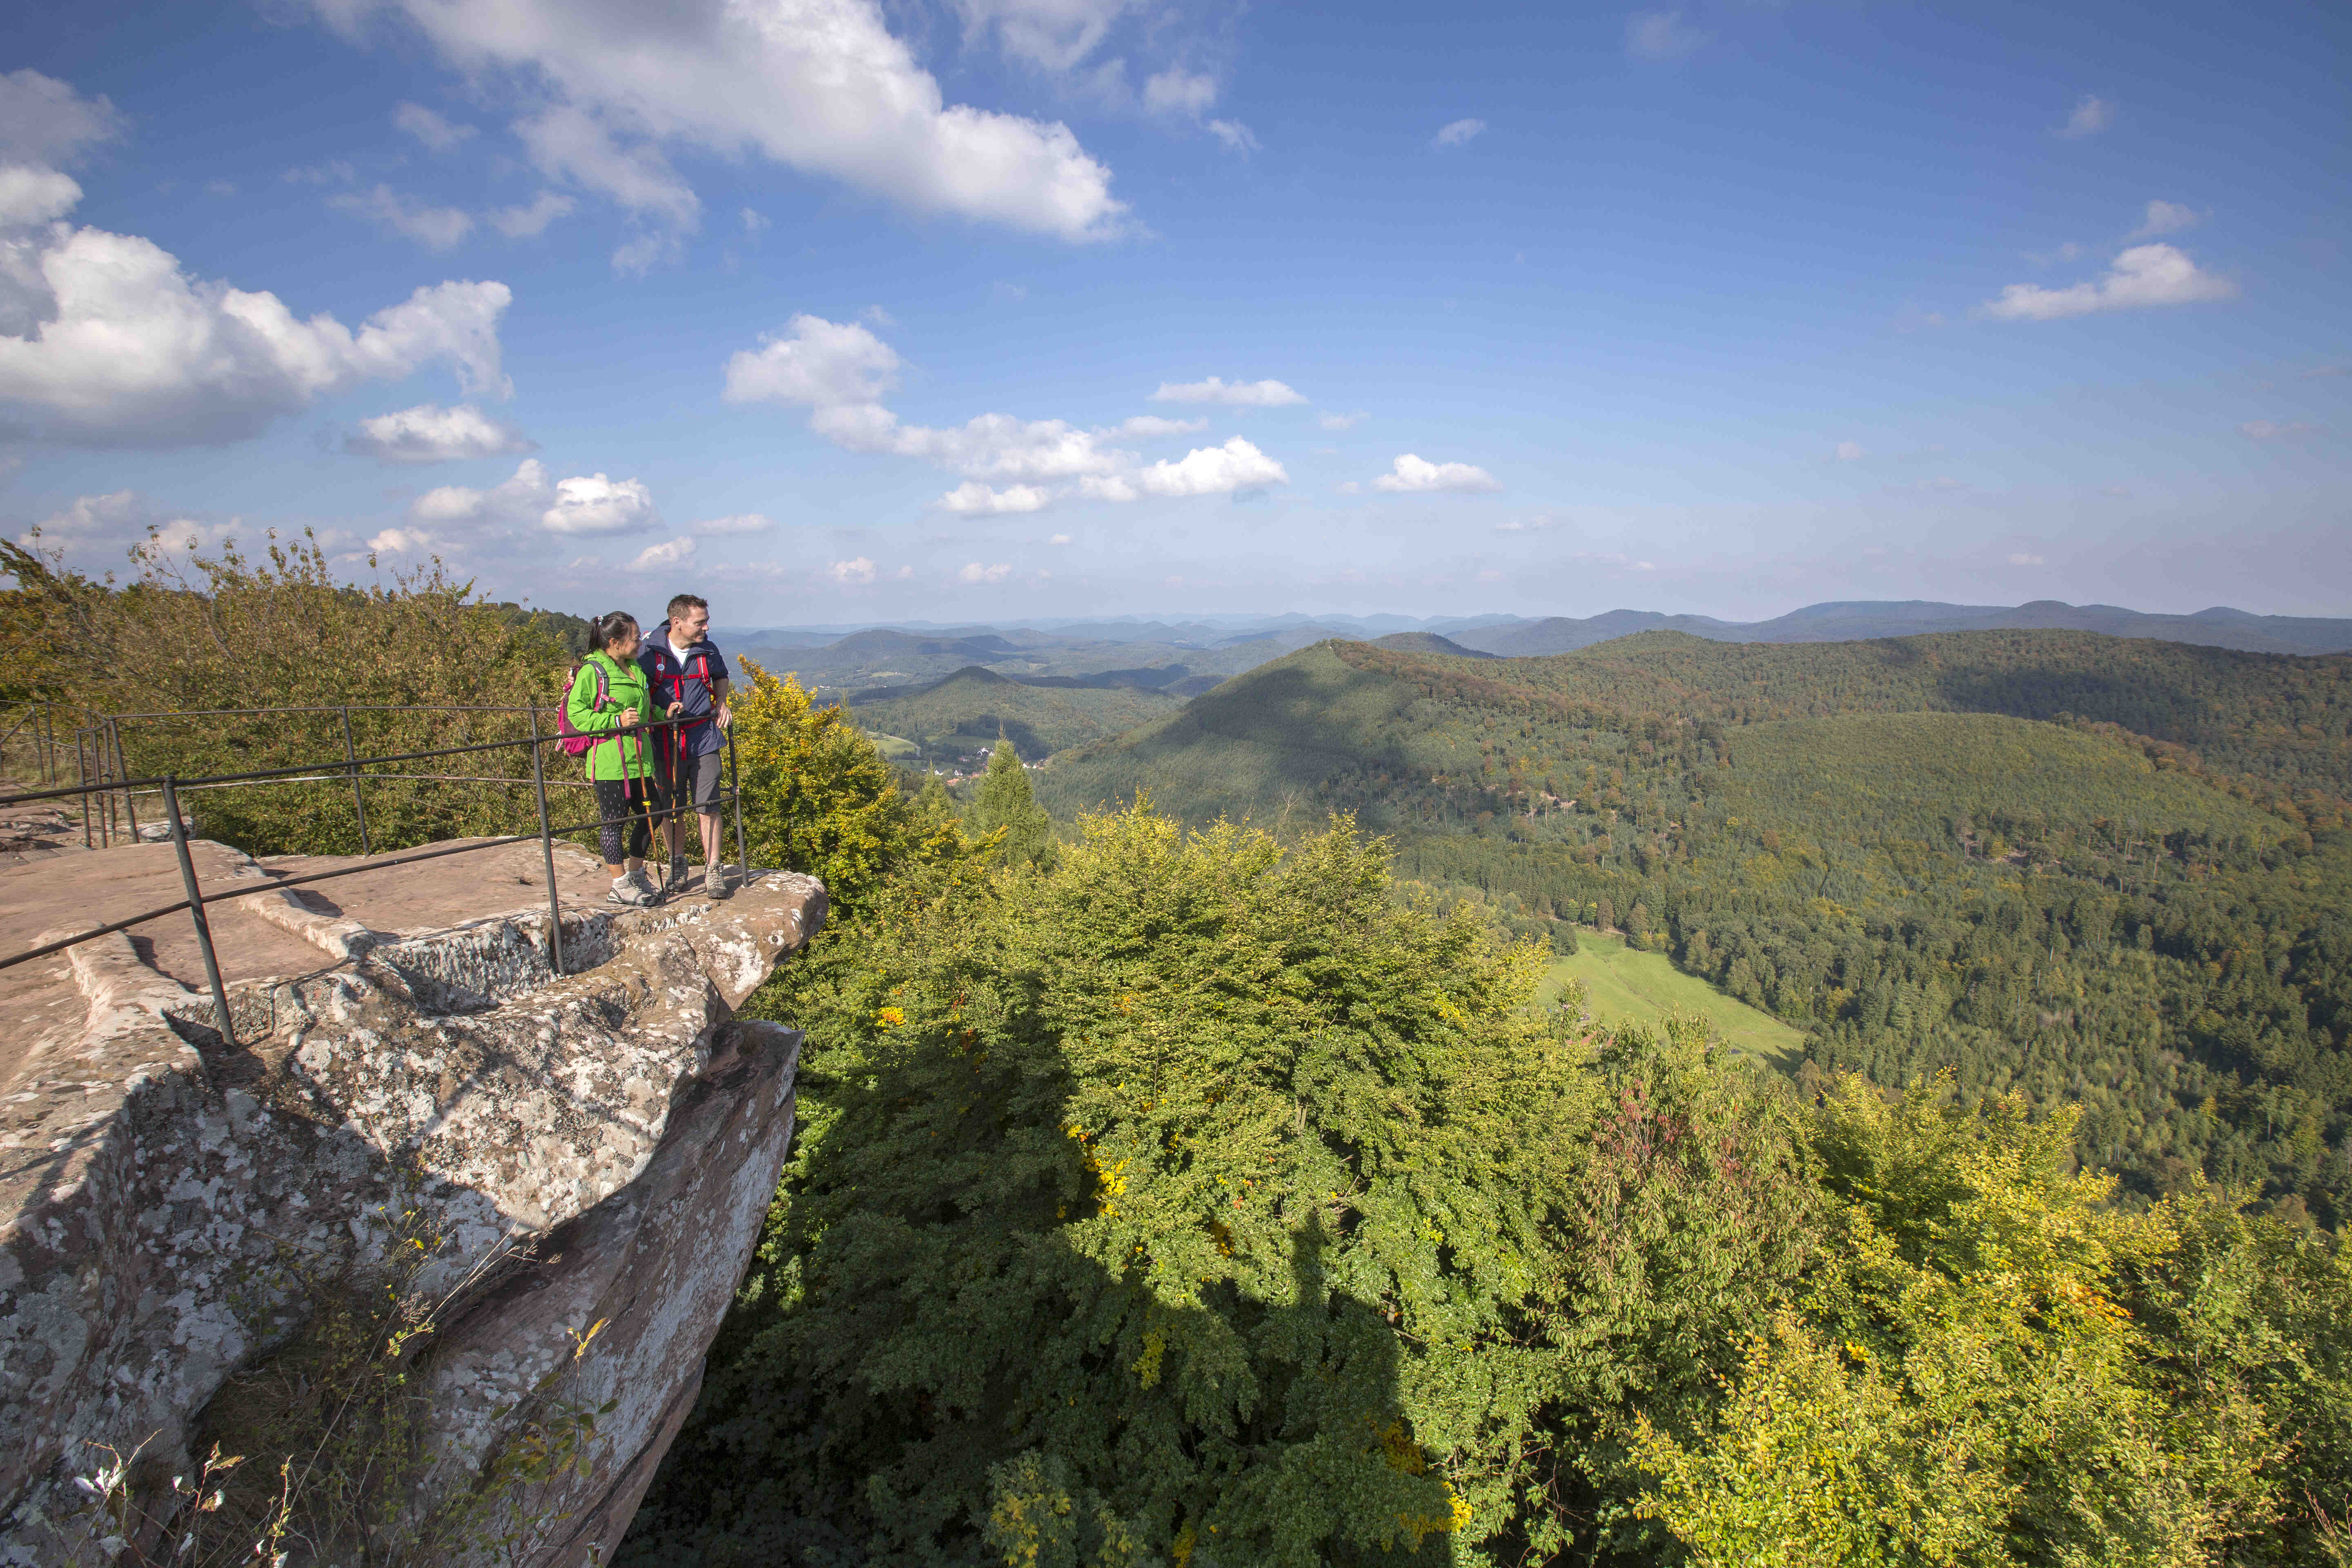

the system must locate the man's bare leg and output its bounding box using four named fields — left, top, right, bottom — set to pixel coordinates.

left=700, top=809, right=725, bottom=888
